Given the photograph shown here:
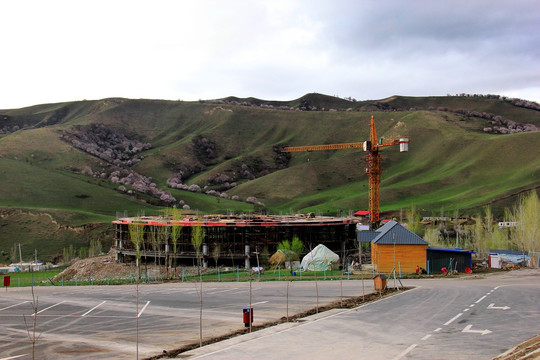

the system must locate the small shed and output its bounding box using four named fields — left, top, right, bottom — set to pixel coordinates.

left=360, top=220, right=428, bottom=273
left=427, top=248, right=474, bottom=274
